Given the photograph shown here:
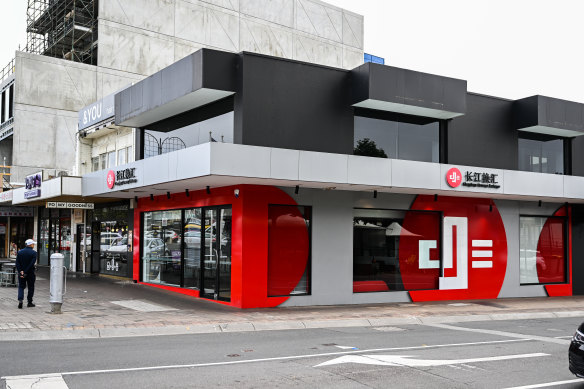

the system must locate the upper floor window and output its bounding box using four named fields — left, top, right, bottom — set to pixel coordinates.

left=518, top=133, right=564, bottom=174
left=354, top=111, right=440, bottom=163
